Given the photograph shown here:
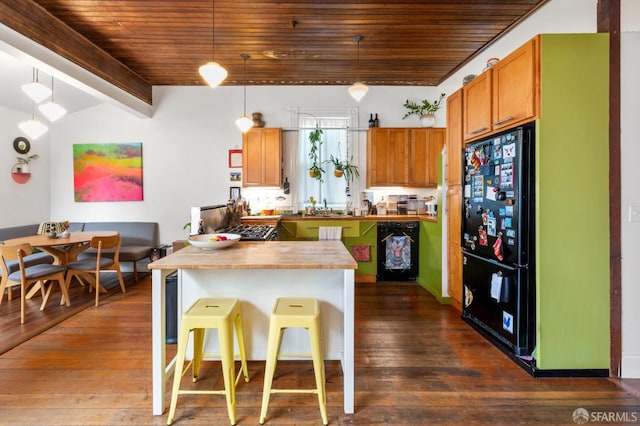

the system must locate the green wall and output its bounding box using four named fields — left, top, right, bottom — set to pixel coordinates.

left=417, top=156, right=444, bottom=302
left=535, top=34, right=610, bottom=370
